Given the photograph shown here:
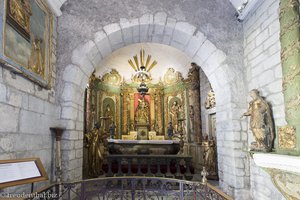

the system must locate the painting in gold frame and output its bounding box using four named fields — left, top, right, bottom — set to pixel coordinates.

left=2, top=0, right=52, bottom=88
